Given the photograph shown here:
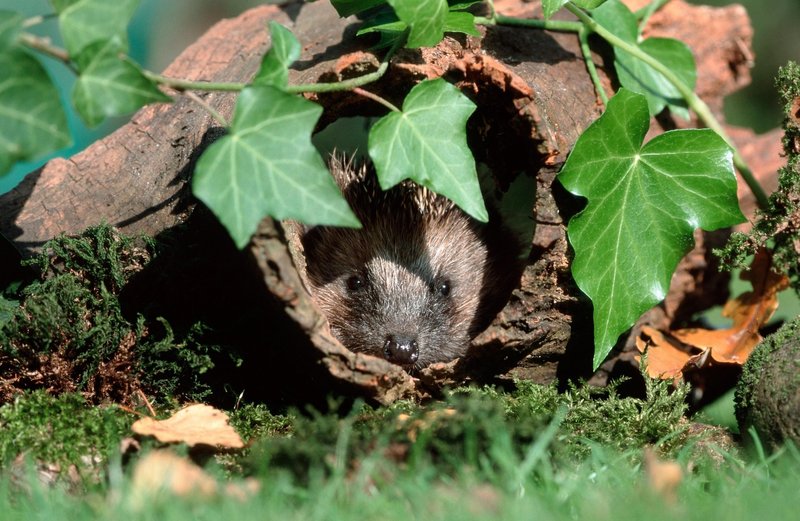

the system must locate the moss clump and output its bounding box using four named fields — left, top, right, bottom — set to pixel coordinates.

left=717, top=62, right=800, bottom=293
left=0, top=225, right=224, bottom=405
left=246, top=379, right=690, bottom=483
left=735, top=317, right=800, bottom=451
left=0, top=391, right=131, bottom=480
